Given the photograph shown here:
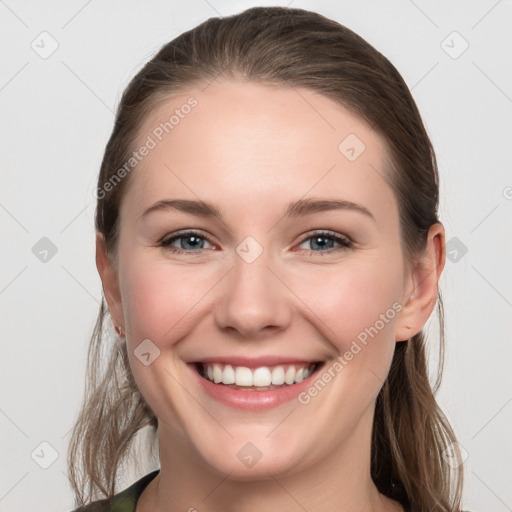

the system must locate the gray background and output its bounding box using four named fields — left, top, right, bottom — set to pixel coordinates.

left=1, top=0, right=511, bottom=510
